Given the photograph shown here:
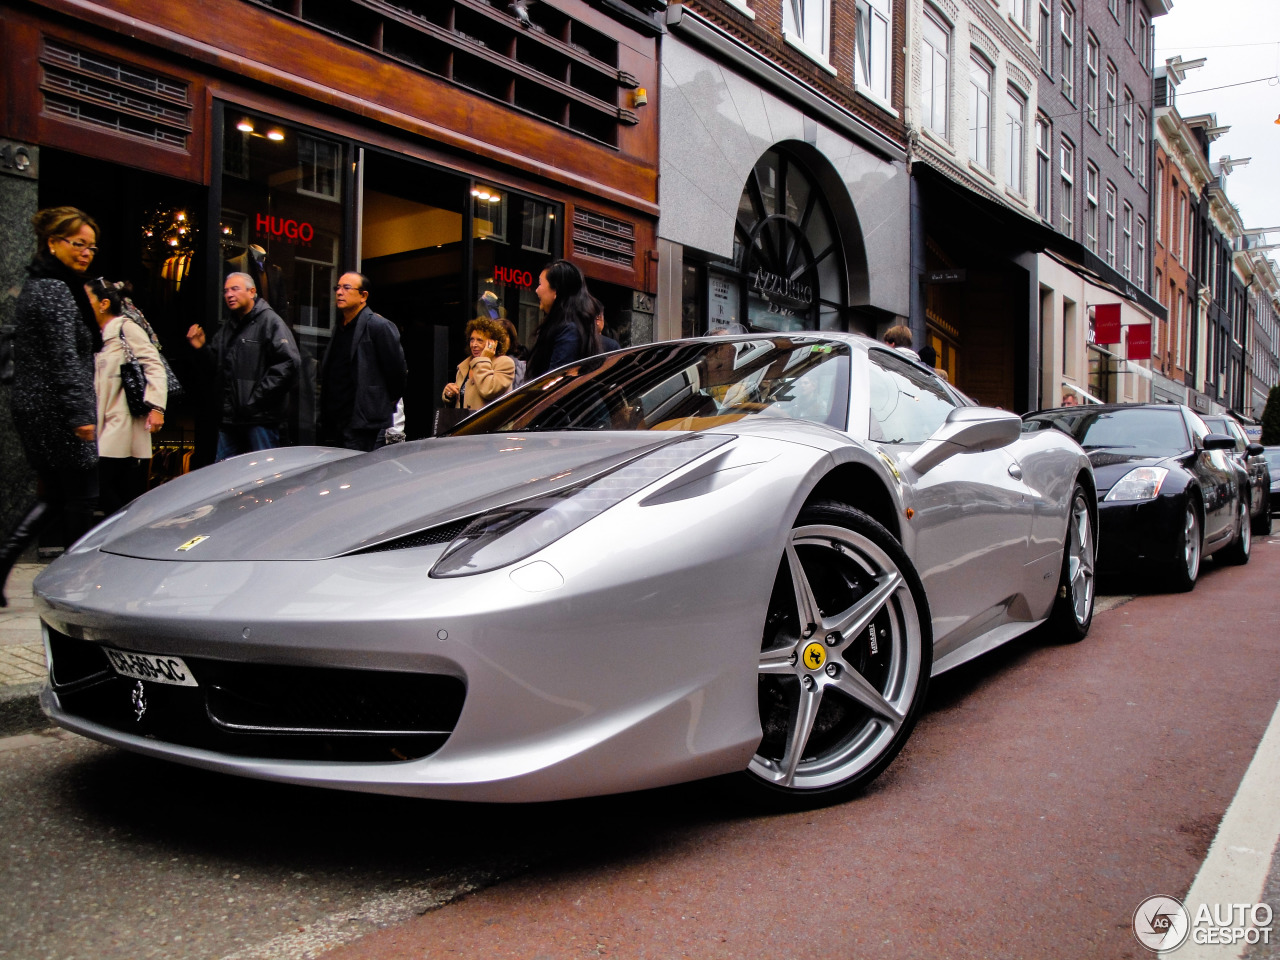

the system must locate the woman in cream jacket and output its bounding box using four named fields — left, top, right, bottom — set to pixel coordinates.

left=88, top=278, right=166, bottom=514
left=442, top=315, right=516, bottom=410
